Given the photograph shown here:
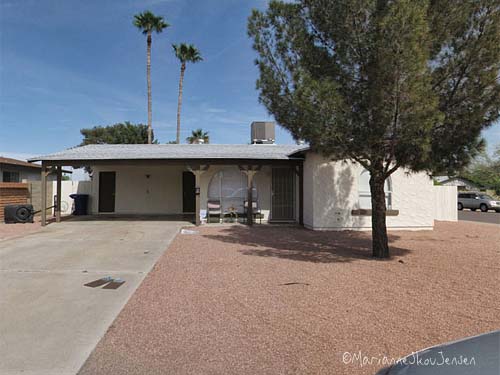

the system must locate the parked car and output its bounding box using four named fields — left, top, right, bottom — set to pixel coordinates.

left=376, top=330, right=500, bottom=375
left=457, top=192, right=500, bottom=212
